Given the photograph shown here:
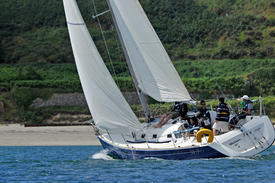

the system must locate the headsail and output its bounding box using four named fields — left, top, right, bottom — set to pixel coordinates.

left=63, top=0, right=142, bottom=133
left=108, top=0, right=191, bottom=102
